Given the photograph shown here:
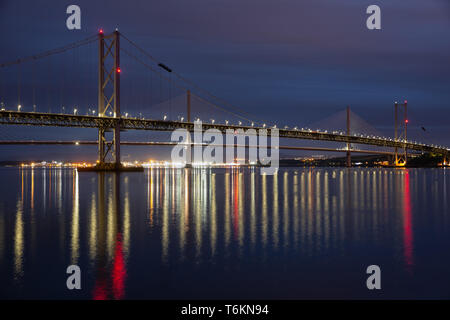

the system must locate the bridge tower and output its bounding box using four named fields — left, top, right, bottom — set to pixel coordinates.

left=346, top=106, right=351, bottom=167
left=186, top=90, right=192, bottom=166
left=98, top=29, right=121, bottom=167
left=394, top=101, right=408, bottom=166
